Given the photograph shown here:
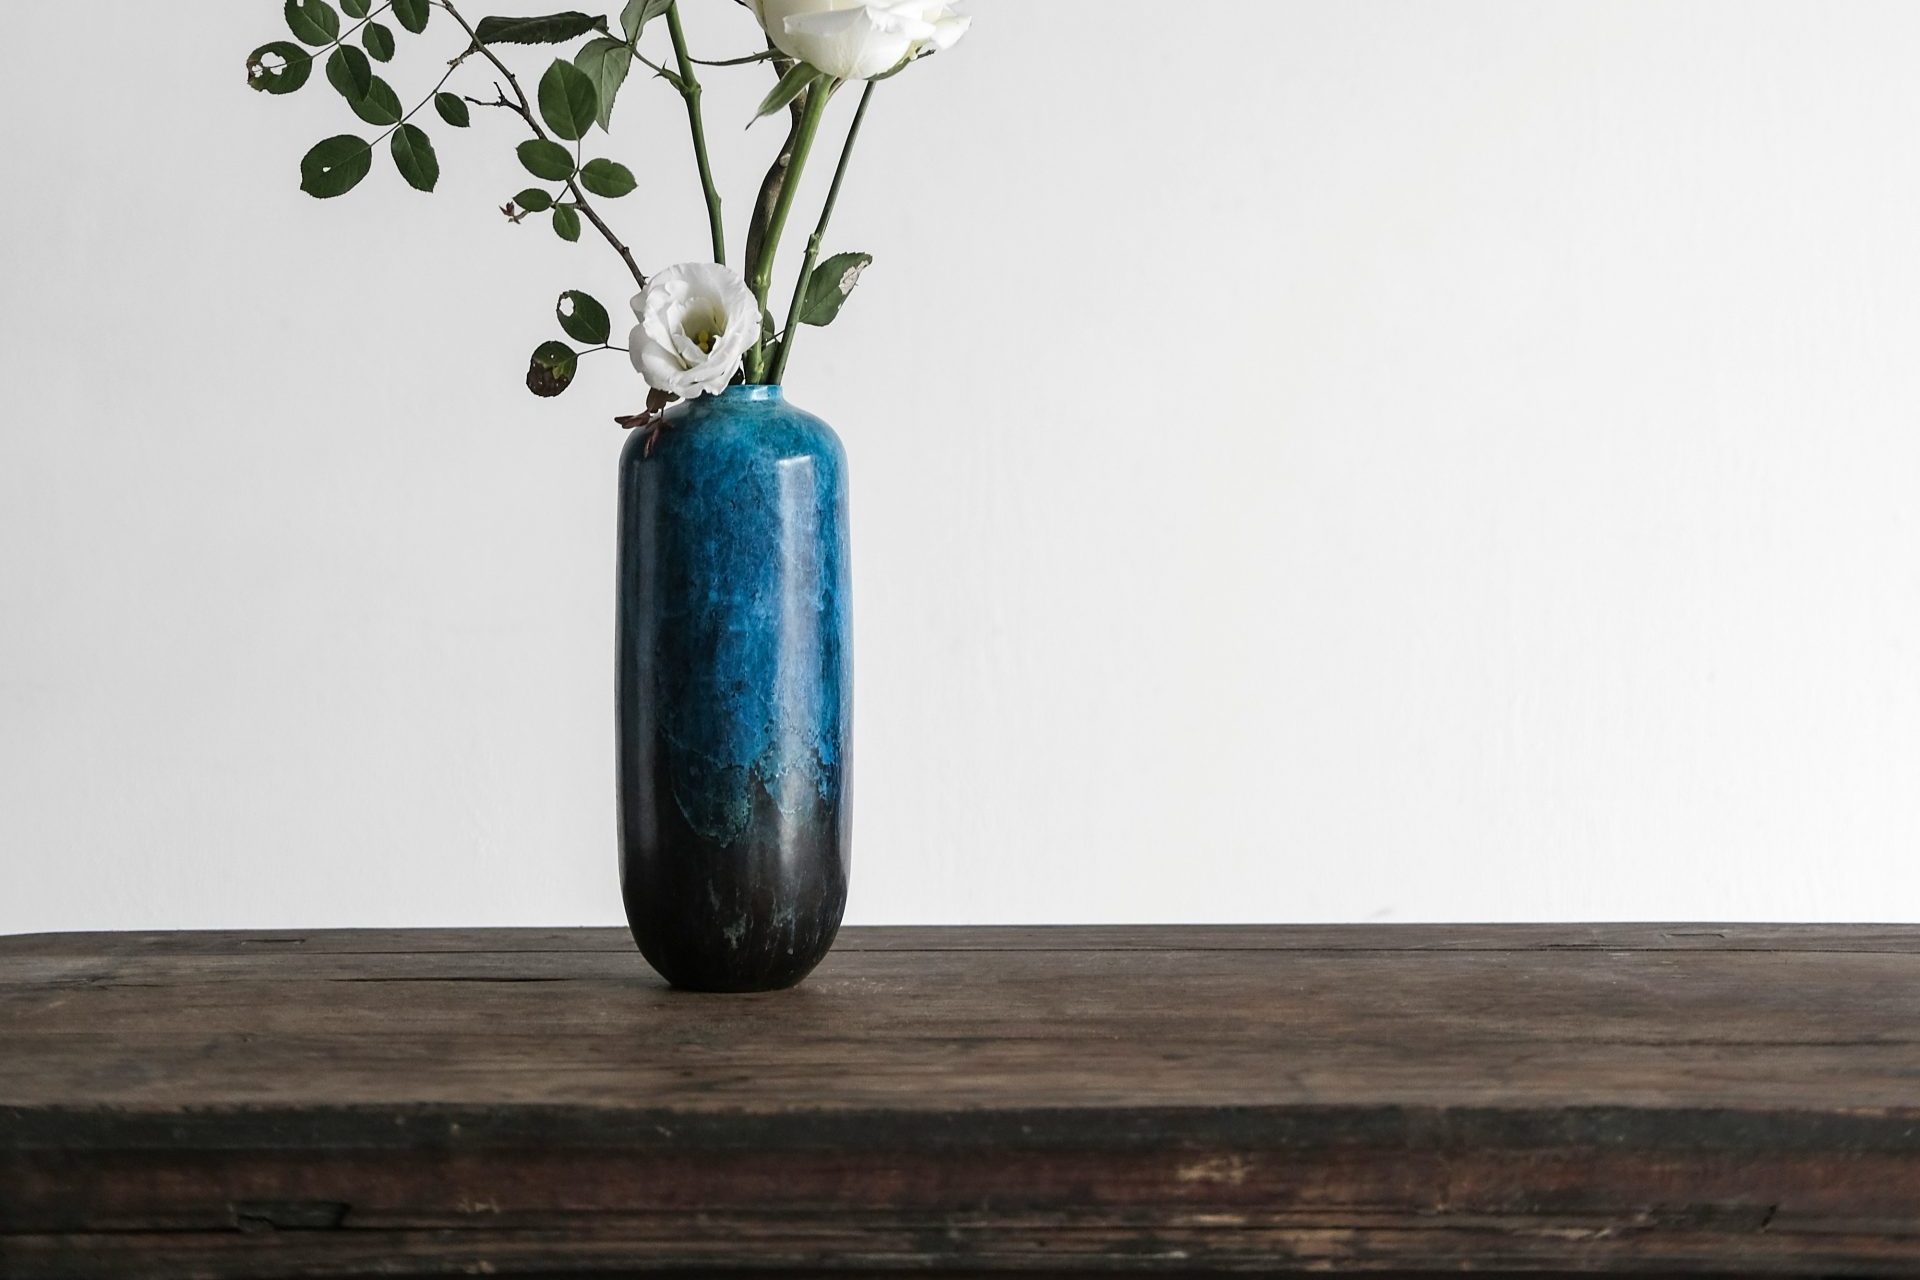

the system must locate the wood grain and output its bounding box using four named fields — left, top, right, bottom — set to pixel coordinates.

left=3, top=925, right=1919, bottom=1278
